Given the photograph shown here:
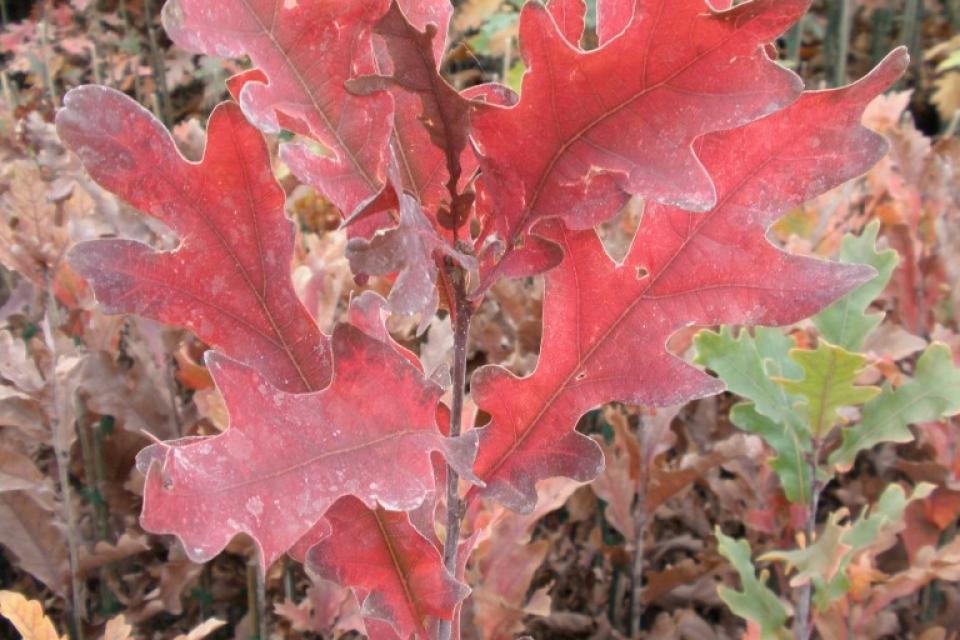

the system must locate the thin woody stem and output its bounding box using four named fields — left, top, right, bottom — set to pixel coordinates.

left=437, top=261, right=472, bottom=640
left=44, top=286, right=85, bottom=640
left=794, top=441, right=824, bottom=640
